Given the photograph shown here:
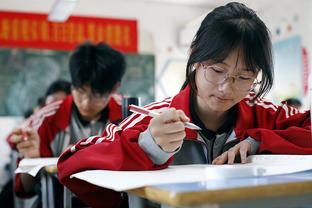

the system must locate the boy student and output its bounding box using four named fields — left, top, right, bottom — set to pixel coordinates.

left=58, top=2, right=312, bottom=208
left=11, top=42, right=126, bottom=200
left=0, top=79, right=71, bottom=206
left=44, top=79, right=71, bottom=105
left=7, top=79, right=70, bottom=147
